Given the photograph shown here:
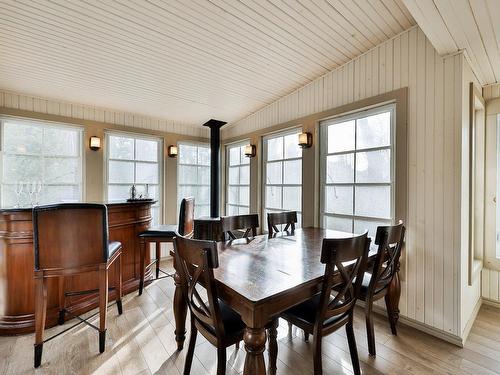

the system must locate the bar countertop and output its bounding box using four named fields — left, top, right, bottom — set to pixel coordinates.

left=0, top=200, right=157, bottom=213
